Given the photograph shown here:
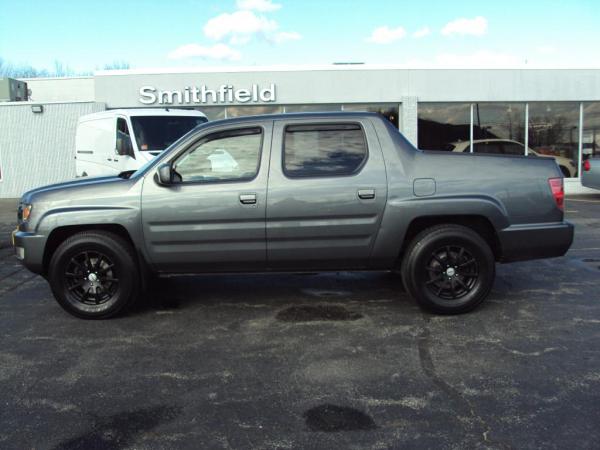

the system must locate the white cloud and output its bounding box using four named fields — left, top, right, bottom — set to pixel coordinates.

left=367, top=26, right=407, bottom=44
left=273, top=31, right=302, bottom=43
left=441, top=16, right=488, bottom=36
left=204, top=10, right=278, bottom=42
left=236, top=0, right=281, bottom=12
left=412, top=27, right=431, bottom=38
left=167, top=43, right=242, bottom=61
